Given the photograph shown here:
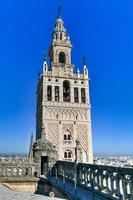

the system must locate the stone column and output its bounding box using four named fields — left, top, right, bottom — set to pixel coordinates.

left=79, top=87, right=81, bottom=103
left=43, top=84, right=47, bottom=101
left=71, top=86, right=74, bottom=103
left=73, top=122, right=77, bottom=161
left=52, top=85, right=55, bottom=102
left=60, top=82, right=63, bottom=102
left=58, top=121, right=63, bottom=160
